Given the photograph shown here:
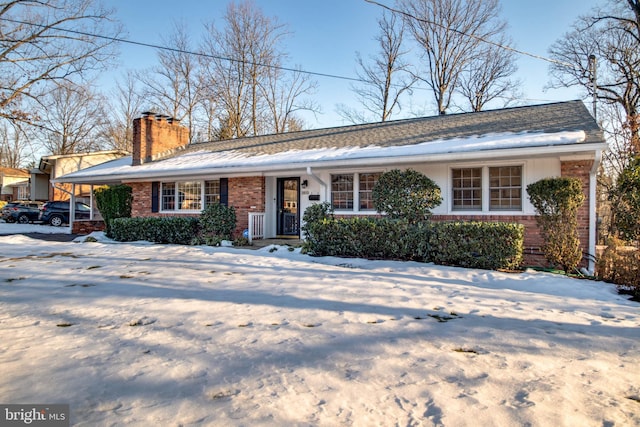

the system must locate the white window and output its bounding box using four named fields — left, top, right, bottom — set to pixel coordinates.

left=331, top=174, right=354, bottom=210
left=450, top=165, right=523, bottom=212
left=452, top=168, right=482, bottom=211
left=359, top=173, right=381, bottom=211
left=489, top=166, right=522, bottom=211
left=331, top=172, right=382, bottom=212
left=161, top=180, right=221, bottom=212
